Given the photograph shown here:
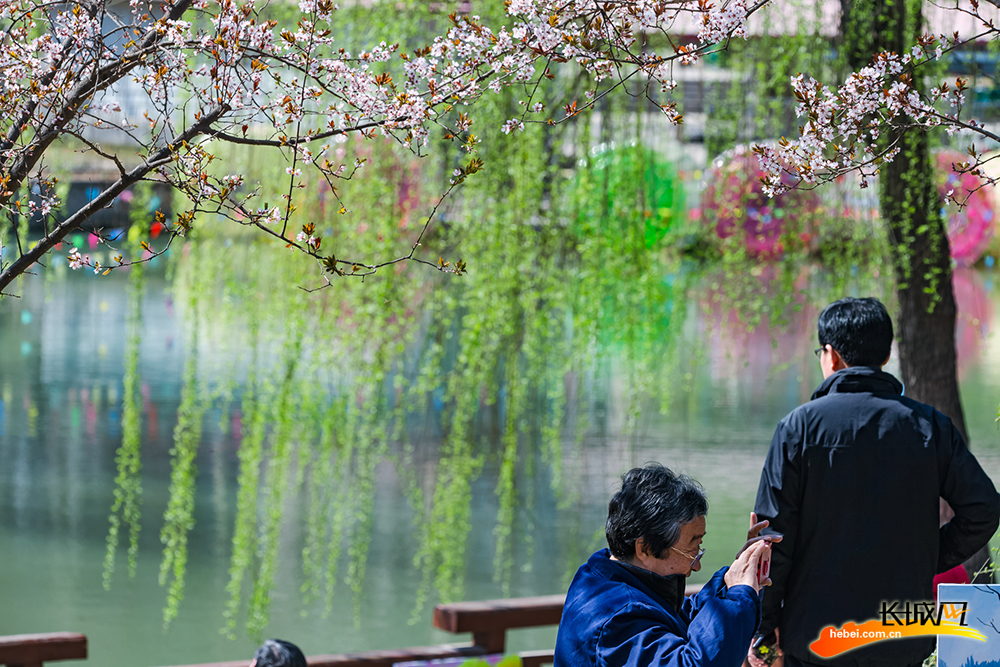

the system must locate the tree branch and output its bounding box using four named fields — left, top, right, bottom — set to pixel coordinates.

left=0, top=104, right=229, bottom=294
left=0, top=0, right=195, bottom=212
